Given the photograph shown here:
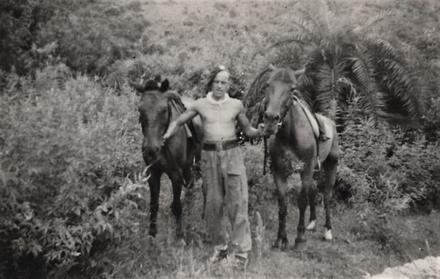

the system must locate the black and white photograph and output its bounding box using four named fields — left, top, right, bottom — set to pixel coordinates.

left=1, top=0, right=439, bottom=278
